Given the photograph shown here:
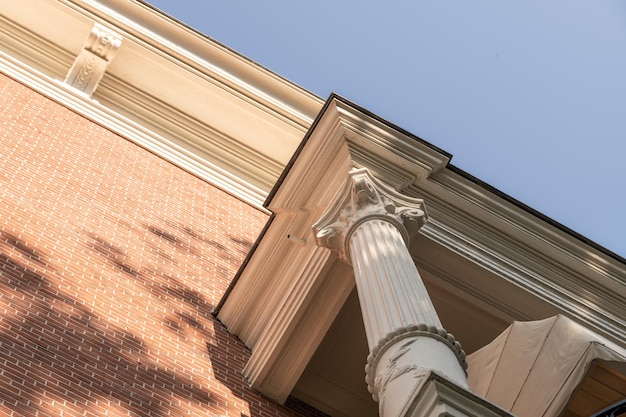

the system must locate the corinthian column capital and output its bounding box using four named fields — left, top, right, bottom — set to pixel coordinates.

left=313, top=168, right=427, bottom=263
